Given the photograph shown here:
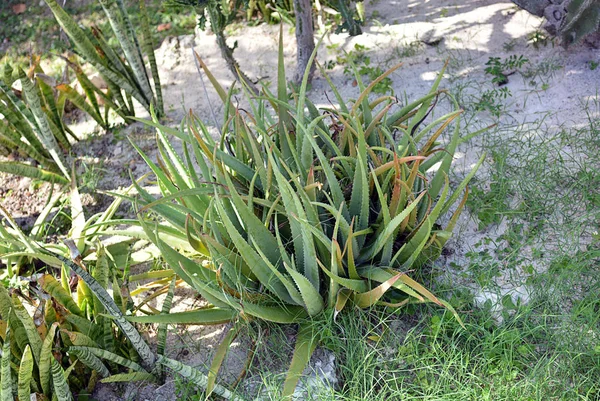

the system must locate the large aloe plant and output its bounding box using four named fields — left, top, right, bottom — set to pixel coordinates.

left=124, top=31, right=484, bottom=397
left=44, top=0, right=163, bottom=116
